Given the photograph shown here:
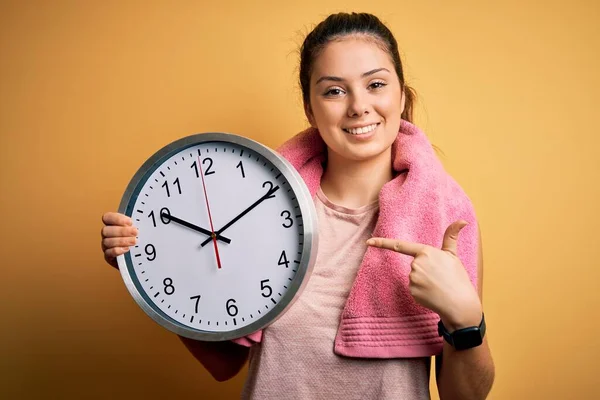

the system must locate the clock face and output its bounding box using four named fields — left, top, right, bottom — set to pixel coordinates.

left=117, top=133, right=317, bottom=341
